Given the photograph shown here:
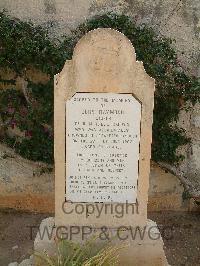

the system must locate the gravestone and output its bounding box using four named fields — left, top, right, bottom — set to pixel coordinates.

left=37, top=28, right=168, bottom=265
left=54, top=28, right=154, bottom=227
